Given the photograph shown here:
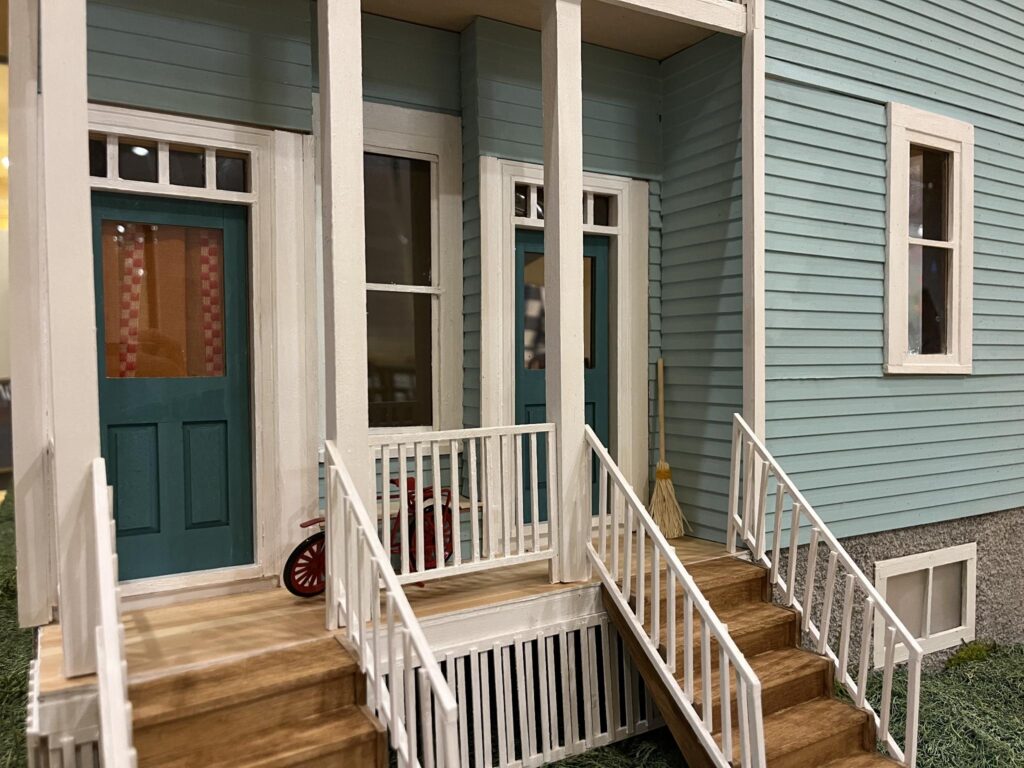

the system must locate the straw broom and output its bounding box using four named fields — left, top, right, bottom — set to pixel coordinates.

left=649, top=358, right=691, bottom=538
